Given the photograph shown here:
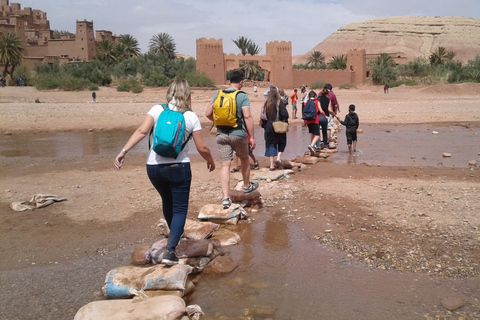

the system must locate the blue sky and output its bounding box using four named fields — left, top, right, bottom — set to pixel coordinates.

left=20, top=0, right=480, bottom=57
